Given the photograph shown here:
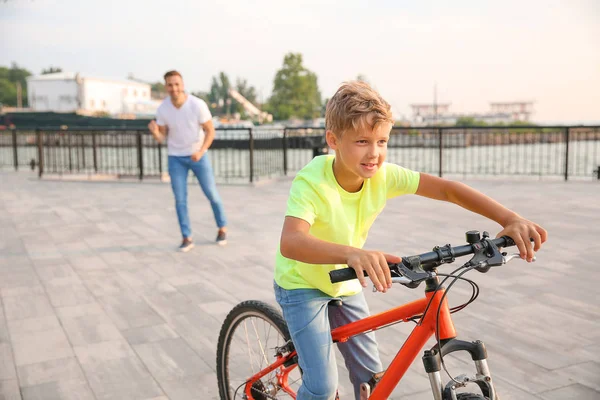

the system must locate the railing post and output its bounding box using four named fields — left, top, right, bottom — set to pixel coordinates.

left=92, top=131, right=98, bottom=172
left=564, top=127, right=570, bottom=181
left=11, top=128, right=18, bottom=171
left=137, top=130, right=144, bottom=180
left=249, top=128, right=254, bottom=183
left=157, top=141, right=163, bottom=177
left=36, top=128, right=44, bottom=178
left=67, top=131, right=73, bottom=172
left=80, top=134, right=85, bottom=171
left=283, top=128, right=288, bottom=176
left=438, top=128, right=443, bottom=177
